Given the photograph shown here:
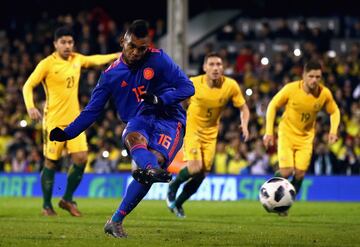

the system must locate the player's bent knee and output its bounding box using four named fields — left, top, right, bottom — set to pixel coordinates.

left=45, top=158, right=57, bottom=169
left=187, top=160, right=203, bottom=175
left=280, top=168, right=294, bottom=178
left=294, top=169, right=306, bottom=180
left=72, top=152, right=88, bottom=165
left=125, top=132, right=147, bottom=148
